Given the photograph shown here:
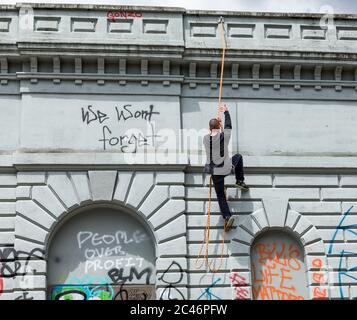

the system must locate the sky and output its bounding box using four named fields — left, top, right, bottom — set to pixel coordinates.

left=2, top=0, right=357, bottom=14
